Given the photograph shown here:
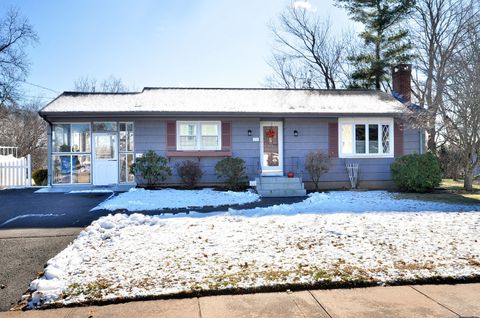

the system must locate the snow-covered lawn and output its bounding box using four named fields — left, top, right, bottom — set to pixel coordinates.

left=220, top=190, right=480, bottom=215
left=28, top=192, right=480, bottom=308
left=92, top=188, right=260, bottom=211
